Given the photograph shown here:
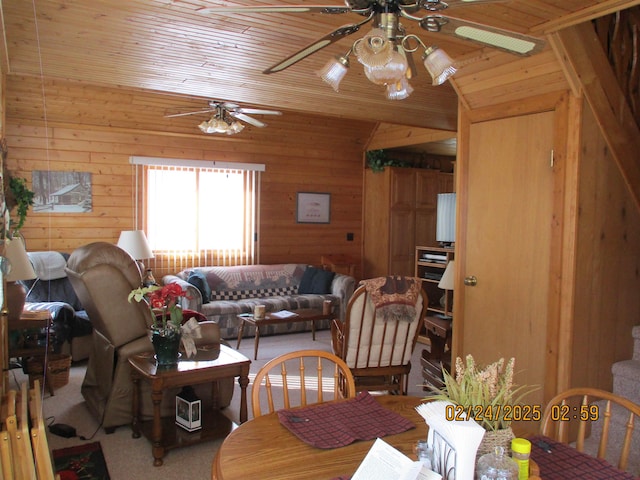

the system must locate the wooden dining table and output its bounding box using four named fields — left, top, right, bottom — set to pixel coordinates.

left=212, top=394, right=427, bottom=480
